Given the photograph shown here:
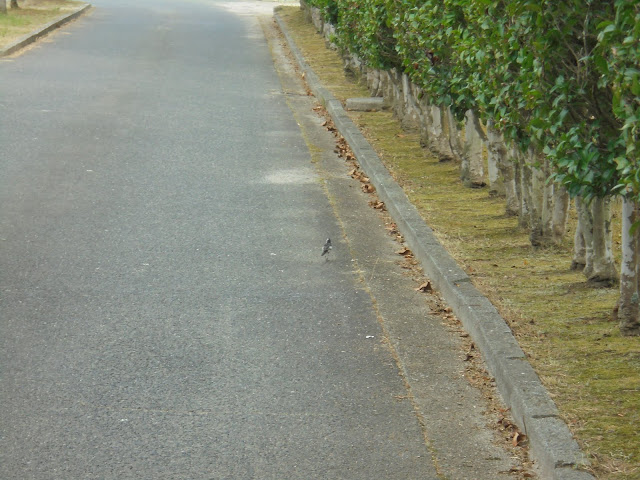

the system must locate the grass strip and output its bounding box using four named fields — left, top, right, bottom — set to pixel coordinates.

left=0, top=0, right=83, bottom=50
